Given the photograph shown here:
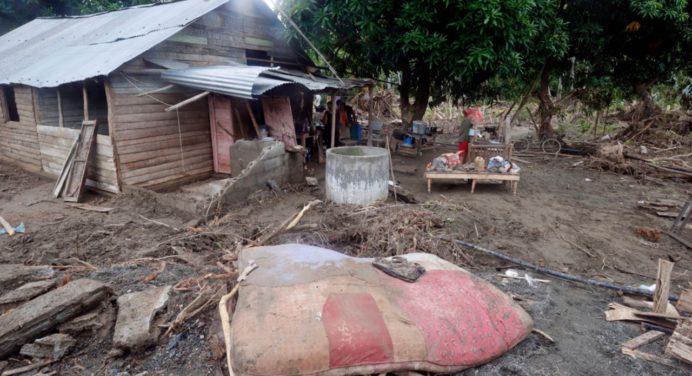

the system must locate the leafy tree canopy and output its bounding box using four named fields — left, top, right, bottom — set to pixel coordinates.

left=280, top=0, right=567, bottom=124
